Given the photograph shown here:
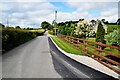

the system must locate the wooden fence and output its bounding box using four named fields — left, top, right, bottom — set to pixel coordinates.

left=57, top=34, right=120, bottom=74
